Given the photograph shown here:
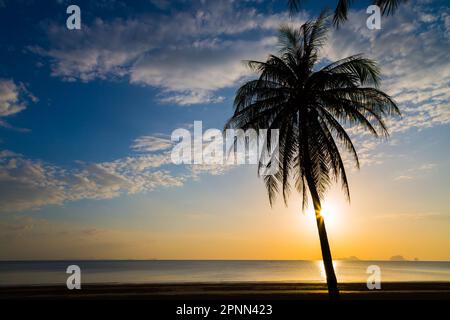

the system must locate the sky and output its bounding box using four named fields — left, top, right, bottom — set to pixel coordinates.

left=0, top=0, right=449, bottom=261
